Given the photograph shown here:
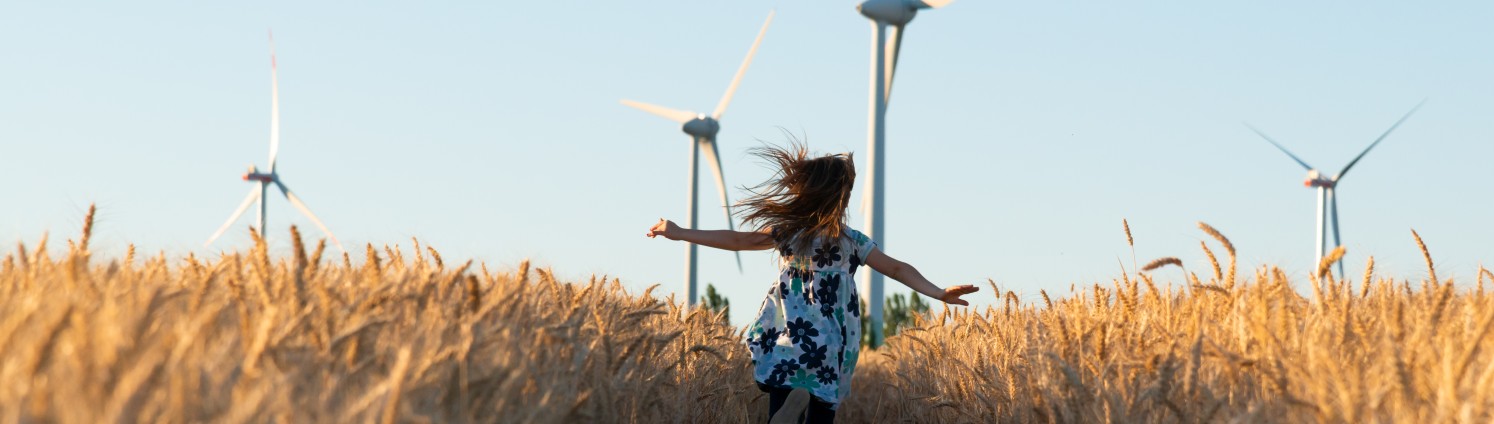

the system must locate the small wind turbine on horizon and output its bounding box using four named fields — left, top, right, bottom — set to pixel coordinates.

left=206, top=31, right=344, bottom=252
left=622, top=11, right=772, bottom=309
left=856, top=0, right=953, bottom=346
left=1245, top=100, right=1424, bottom=280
